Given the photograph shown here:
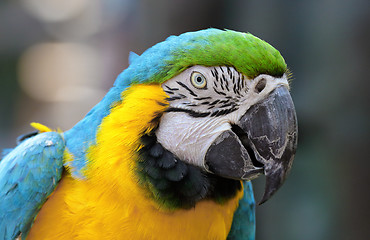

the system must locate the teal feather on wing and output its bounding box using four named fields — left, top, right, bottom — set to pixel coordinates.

left=227, top=181, right=256, bottom=240
left=0, top=132, right=65, bottom=240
